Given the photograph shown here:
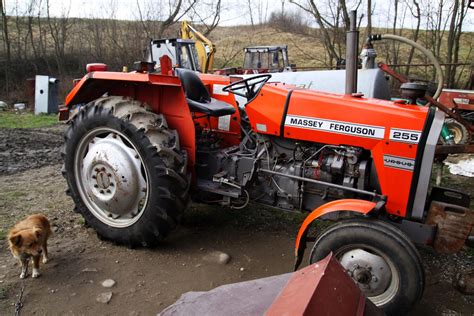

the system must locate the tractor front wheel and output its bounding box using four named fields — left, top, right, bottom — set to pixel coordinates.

left=62, top=96, right=189, bottom=247
left=309, top=219, right=424, bottom=316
